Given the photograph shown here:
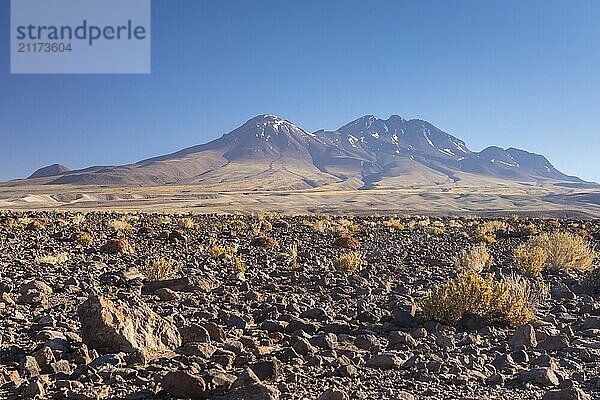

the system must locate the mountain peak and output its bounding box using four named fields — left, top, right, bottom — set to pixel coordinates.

left=28, top=164, right=70, bottom=179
